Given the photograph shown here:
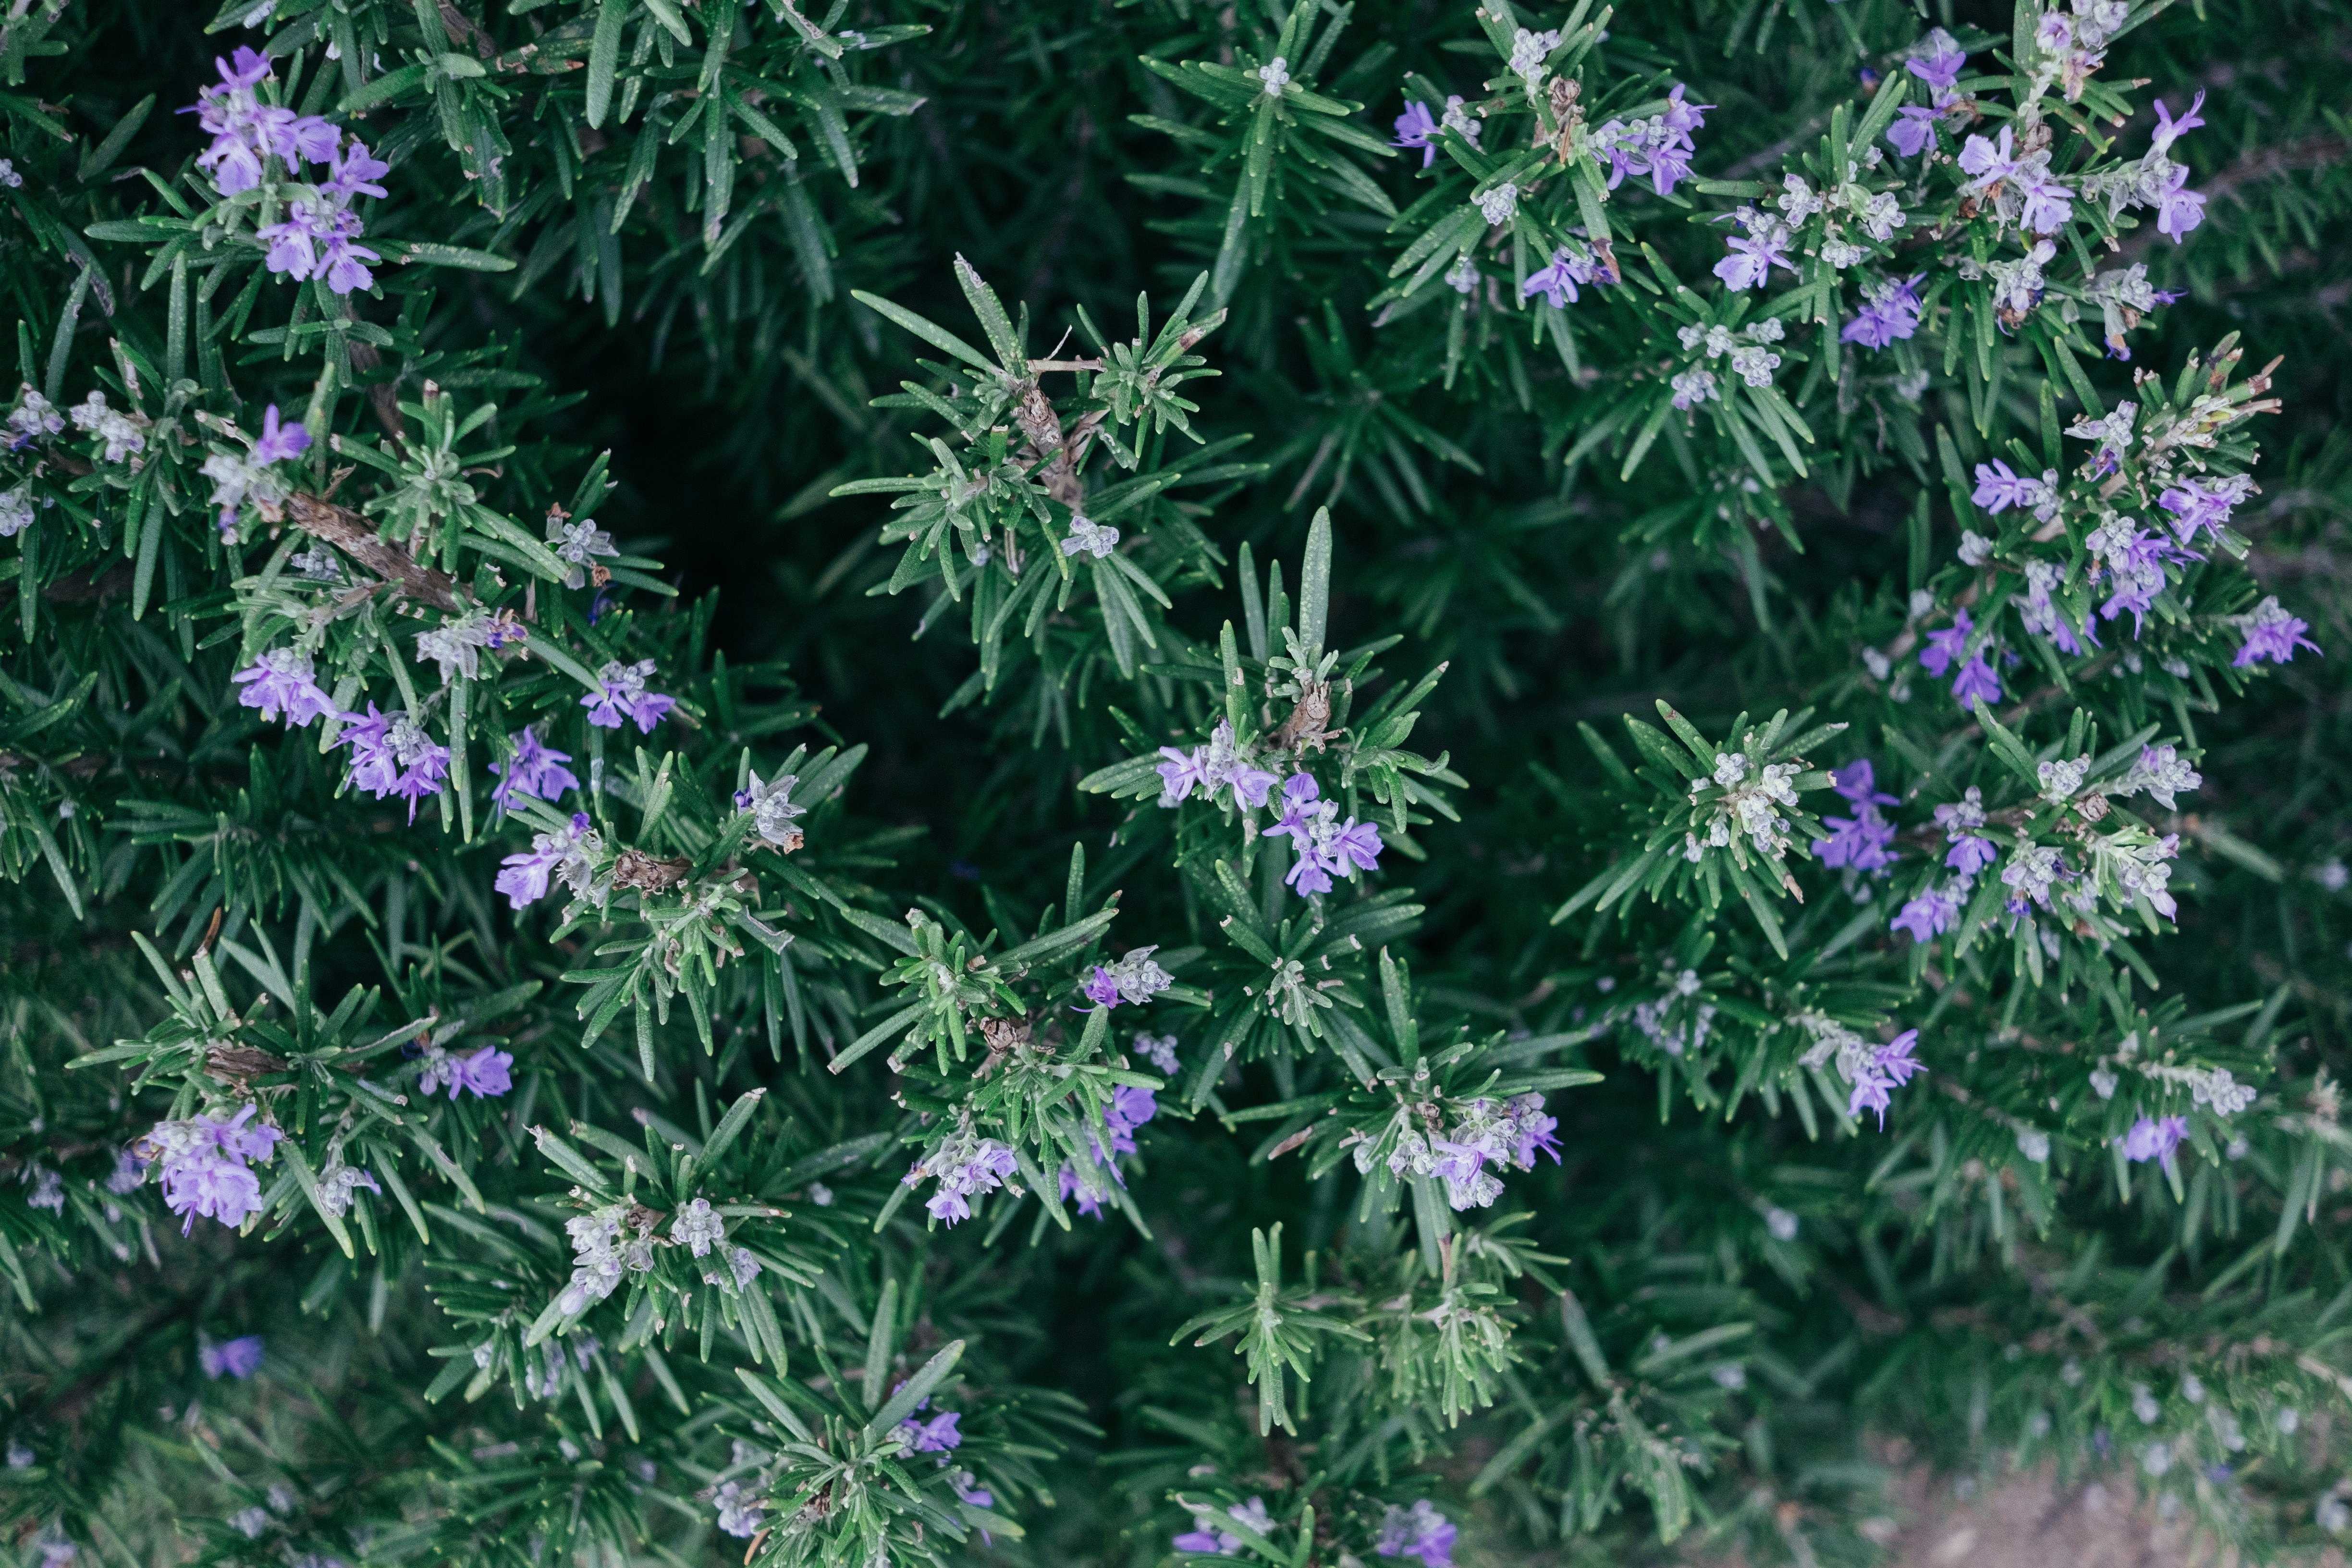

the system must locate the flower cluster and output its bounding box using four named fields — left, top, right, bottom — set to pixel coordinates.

left=1374, top=1500, right=1458, bottom=1568
left=556, top=1202, right=648, bottom=1316
left=490, top=726, right=579, bottom=814
left=193, top=49, right=386, bottom=294
left=2122, top=1113, right=2189, bottom=1167
left=414, top=608, right=525, bottom=685
left=416, top=1043, right=514, bottom=1100
left=671, top=1197, right=726, bottom=1257
left=1174, top=1497, right=1274, bottom=1556
left=1353, top=1093, right=1558, bottom=1212
left=579, top=659, right=675, bottom=732
left=1391, top=96, right=1482, bottom=167
left=334, top=704, right=451, bottom=821
left=1673, top=317, right=1788, bottom=413
left=1841, top=272, right=1925, bottom=350
left=314, top=1155, right=382, bottom=1218
left=198, top=1335, right=266, bottom=1380
left=546, top=512, right=617, bottom=589
left=1156, top=719, right=1276, bottom=809
left=1060, top=1084, right=1160, bottom=1218
left=202, top=404, right=309, bottom=539
left=1629, top=970, right=1716, bottom=1057
left=1795, top=1017, right=1923, bottom=1127
left=68, top=390, right=147, bottom=465
left=734, top=770, right=808, bottom=851
left=1811, top=759, right=1898, bottom=874
left=137, top=1106, right=281, bottom=1234
left=1063, top=514, right=1120, bottom=558
left=903, top=1124, right=1020, bottom=1225
left=1261, top=773, right=1383, bottom=896
left=494, top=813, right=603, bottom=910
left=1917, top=610, right=2001, bottom=710
left=1588, top=85, right=1708, bottom=197
left=1080, top=945, right=1175, bottom=1011
left=231, top=647, right=335, bottom=728
left=1681, top=746, right=1803, bottom=864
left=1521, top=245, right=1605, bottom=310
